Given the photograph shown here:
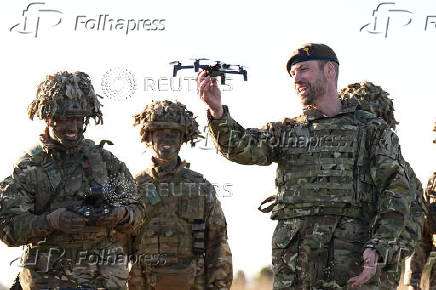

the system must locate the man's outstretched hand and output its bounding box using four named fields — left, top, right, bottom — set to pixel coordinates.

left=196, top=71, right=223, bottom=119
